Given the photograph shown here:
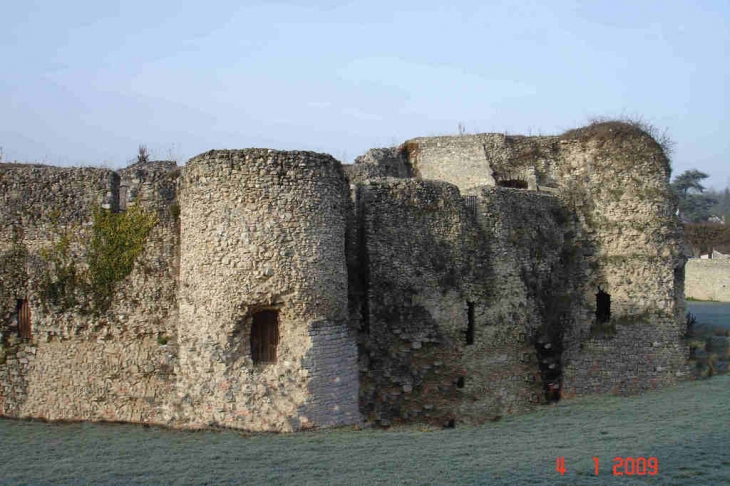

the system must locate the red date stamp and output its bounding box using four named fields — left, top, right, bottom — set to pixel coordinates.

left=556, top=456, right=659, bottom=476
